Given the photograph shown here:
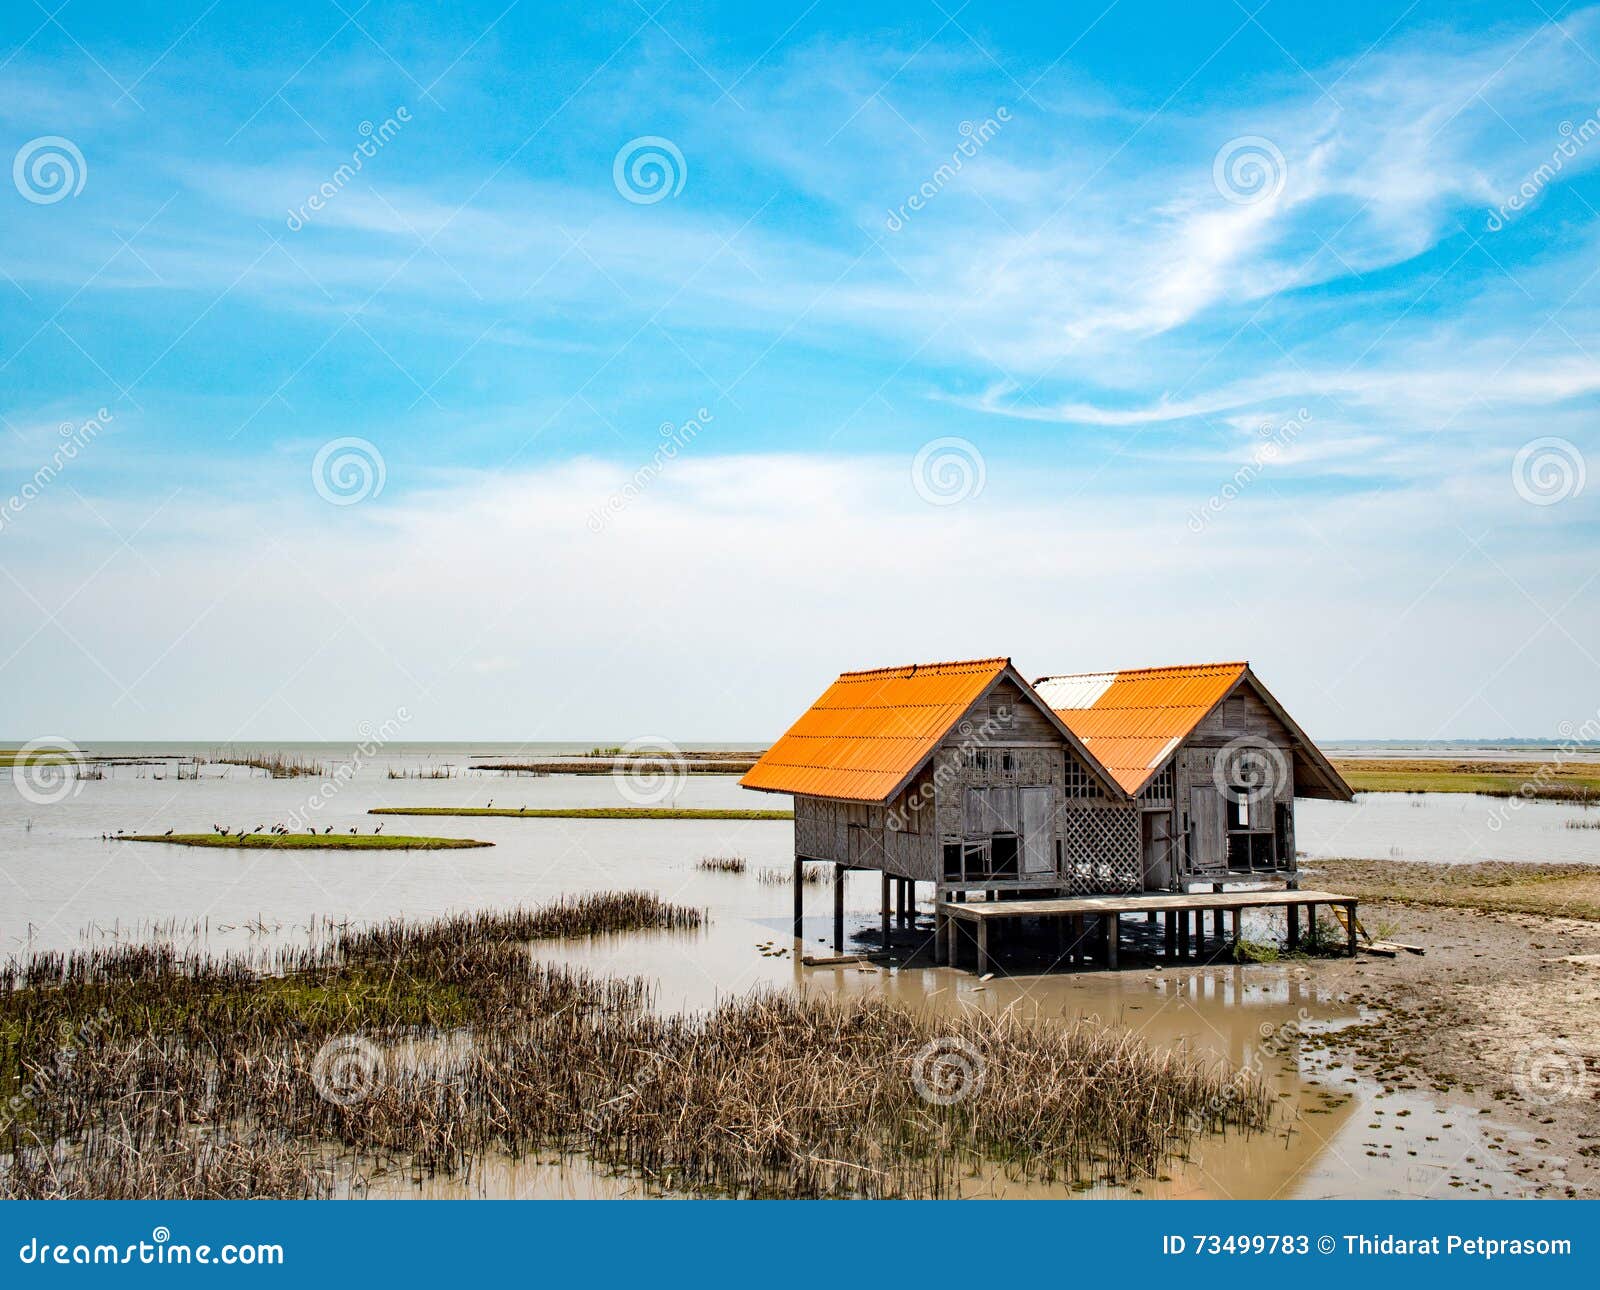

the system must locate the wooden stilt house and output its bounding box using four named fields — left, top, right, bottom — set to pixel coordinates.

left=741, top=657, right=1353, bottom=952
